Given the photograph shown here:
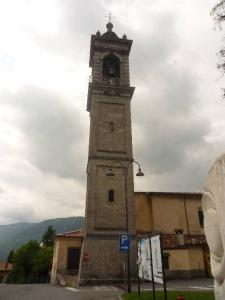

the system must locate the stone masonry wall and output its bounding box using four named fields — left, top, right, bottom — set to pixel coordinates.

left=78, top=238, right=137, bottom=284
